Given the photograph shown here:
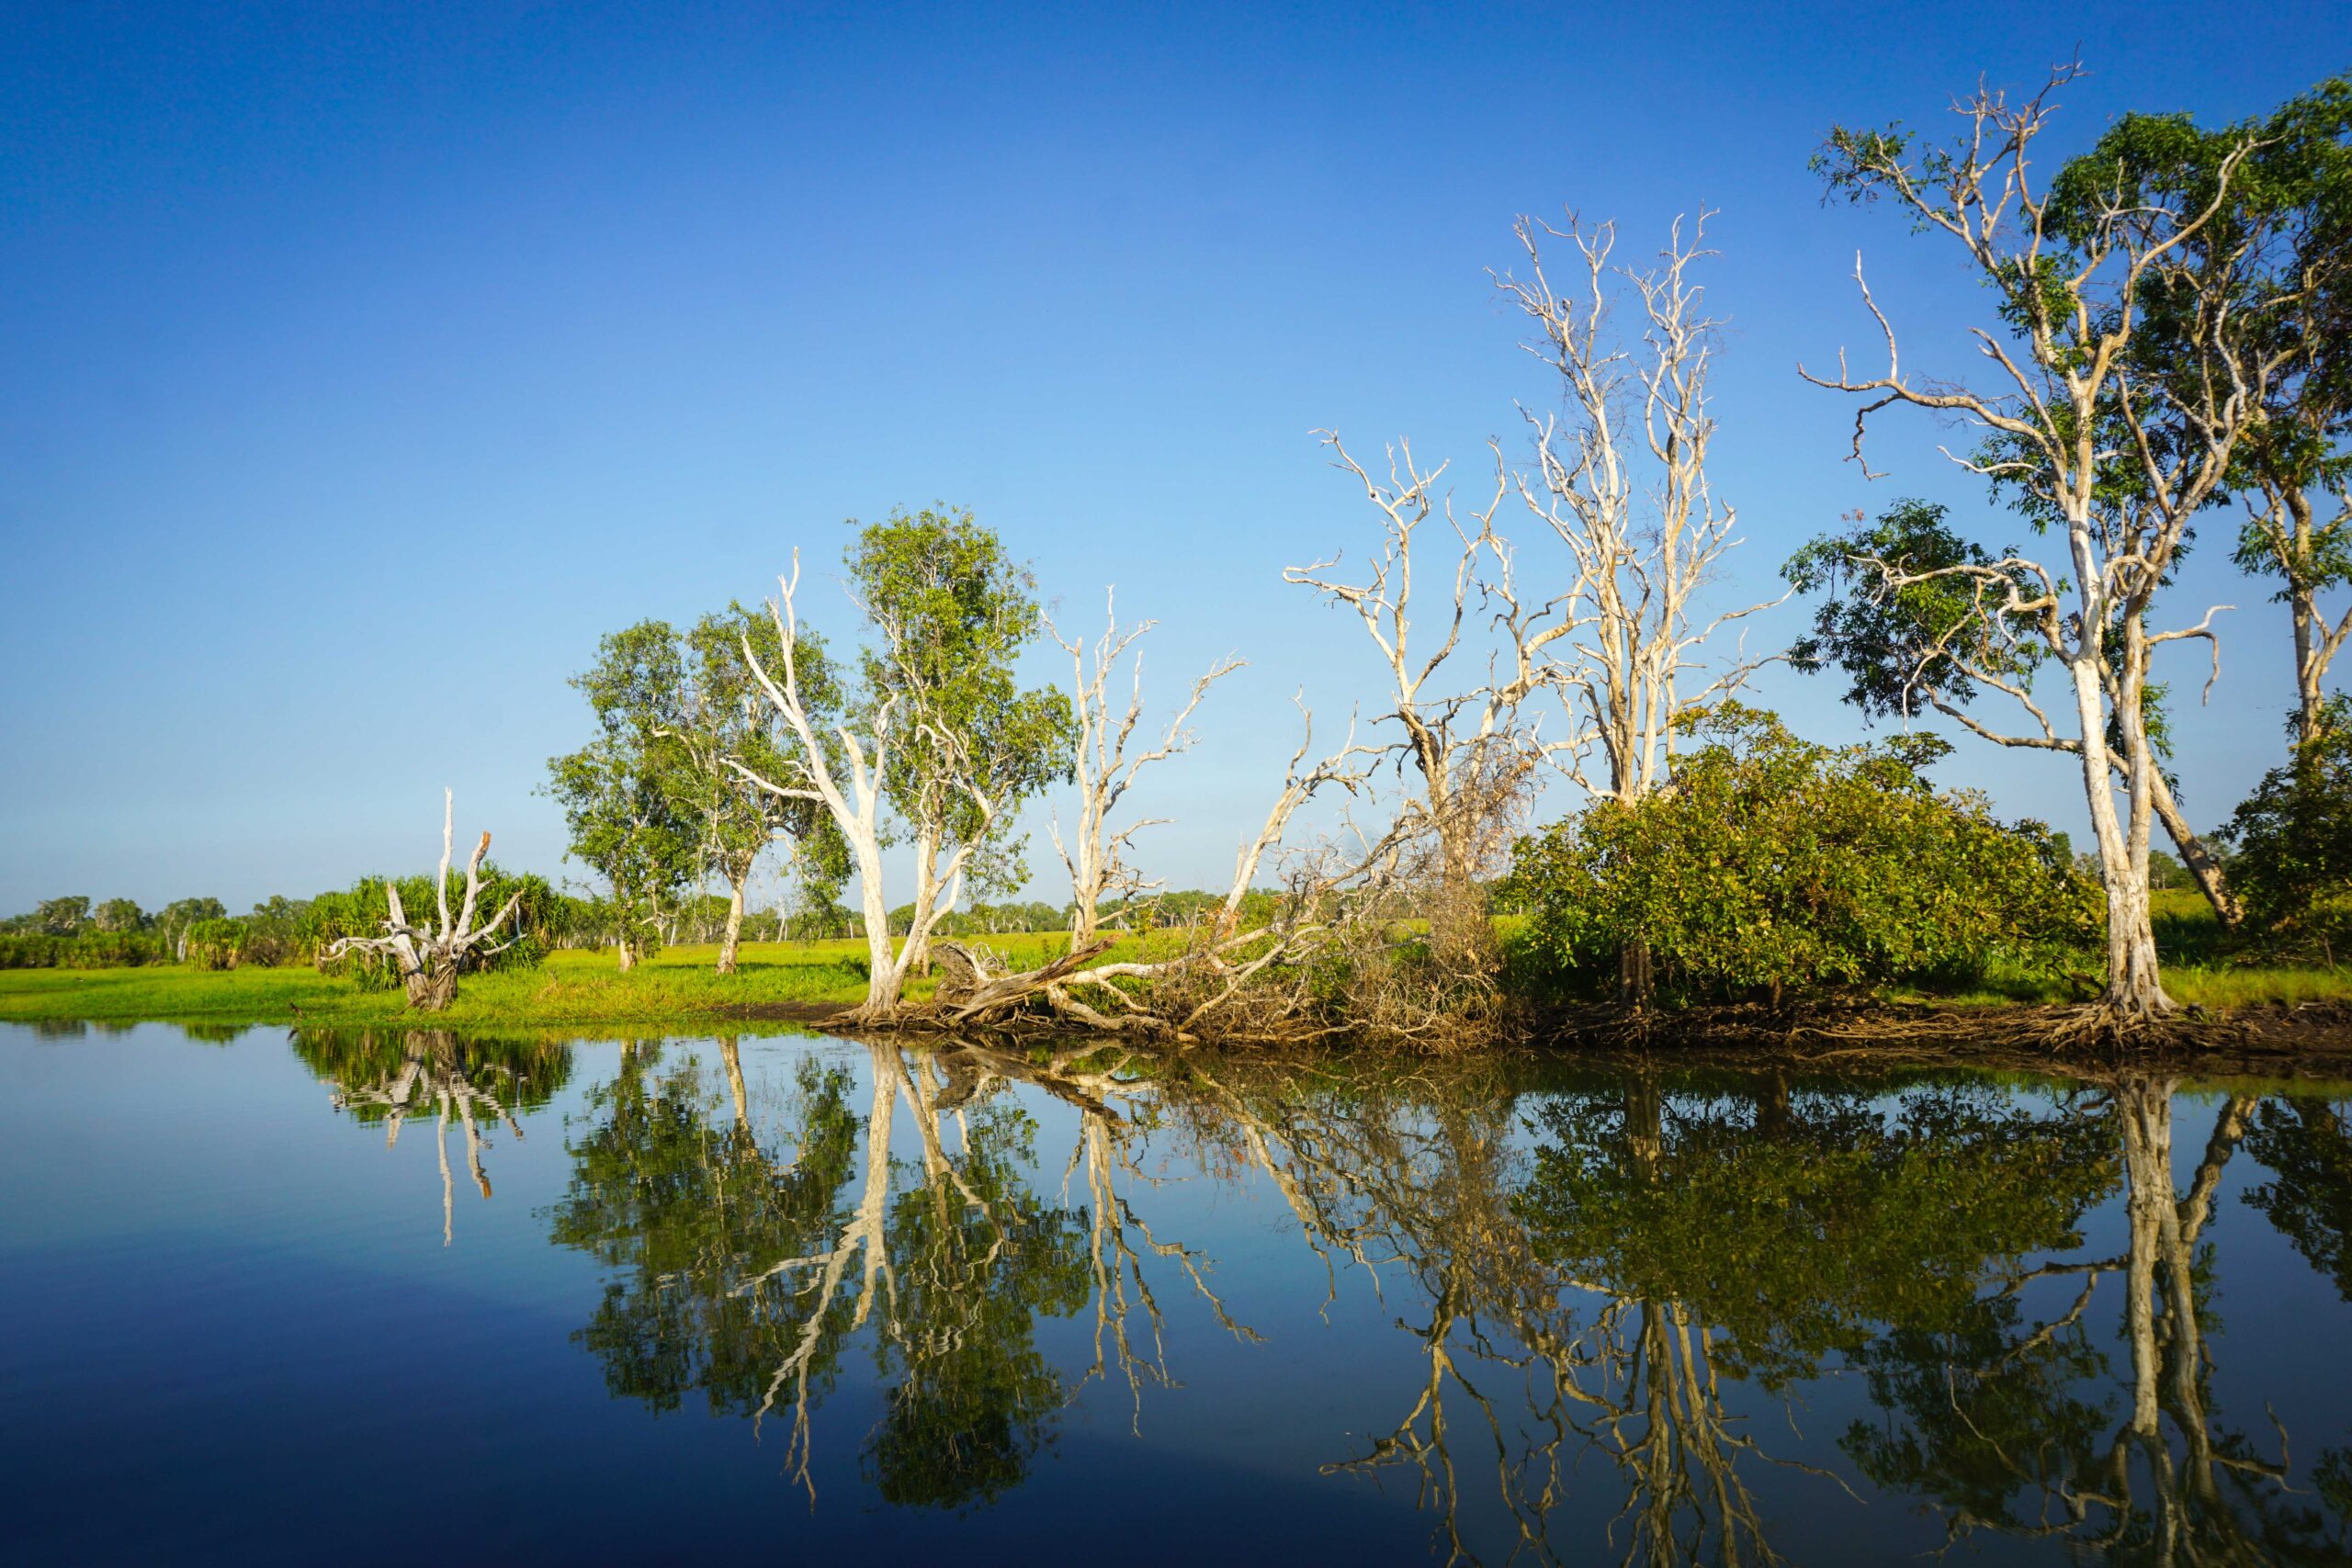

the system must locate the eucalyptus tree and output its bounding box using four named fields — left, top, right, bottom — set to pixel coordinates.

left=548, top=621, right=699, bottom=969
left=2100, top=80, right=2352, bottom=742
left=847, top=510, right=1073, bottom=976
left=673, top=605, right=846, bottom=973
left=1802, top=63, right=2300, bottom=1026
left=1786, top=498, right=2244, bottom=925
left=729, top=510, right=1071, bottom=1022
left=545, top=738, right=695, bottom=971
